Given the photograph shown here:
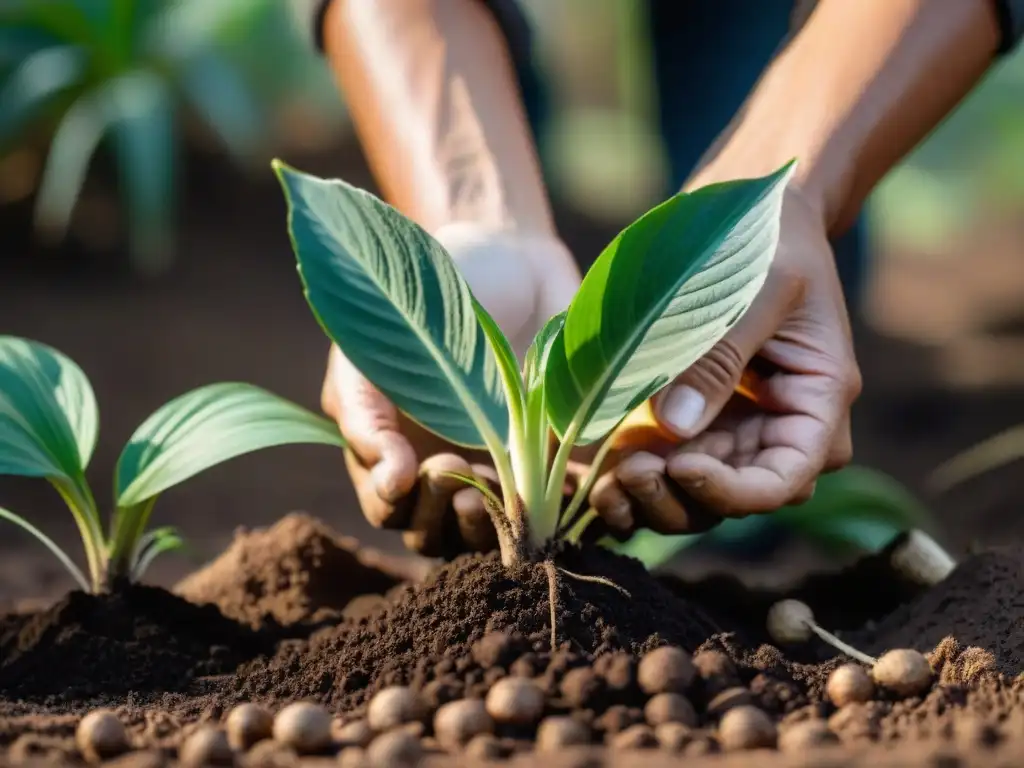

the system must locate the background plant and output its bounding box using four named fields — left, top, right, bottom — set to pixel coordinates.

left=275, top=158, right=794, bottom=568
left=0, top=0, right=340, bottom=274
left=0, top=336, right=345, bottom=593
